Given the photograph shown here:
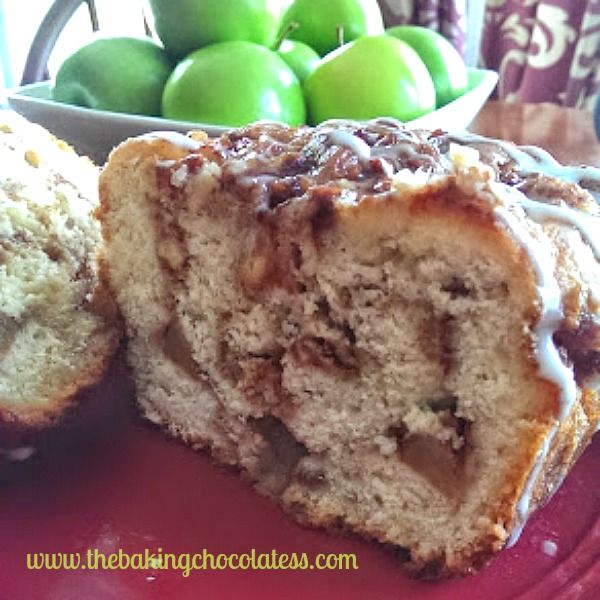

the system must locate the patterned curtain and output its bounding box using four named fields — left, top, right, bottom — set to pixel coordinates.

left=378, top=0, right=600, bottom=108
left=480, top=0, right=600, bottom=109
left=378, top=0, right=467, bottom=57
